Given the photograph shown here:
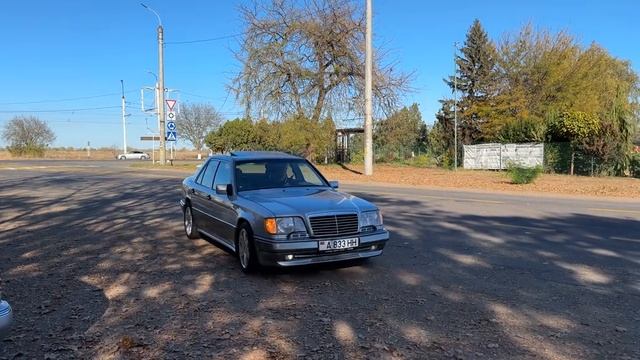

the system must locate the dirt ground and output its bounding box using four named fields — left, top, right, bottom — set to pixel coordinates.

left=317, top=164, right=640, bottom=199
left=127, top=162, right=640, bottom=199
